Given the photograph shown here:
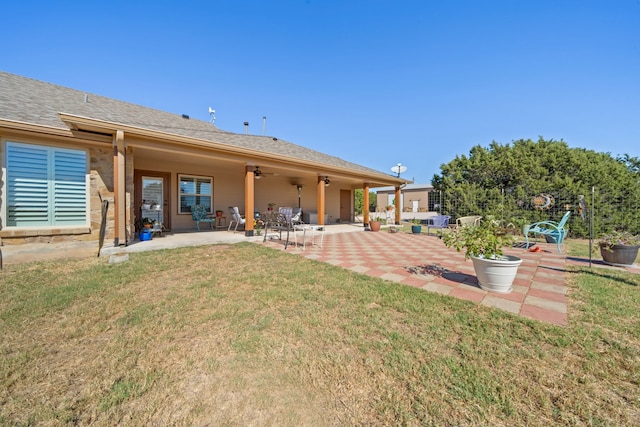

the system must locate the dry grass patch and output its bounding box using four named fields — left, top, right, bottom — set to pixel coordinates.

left=1, top=242, right=639, bottom=426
